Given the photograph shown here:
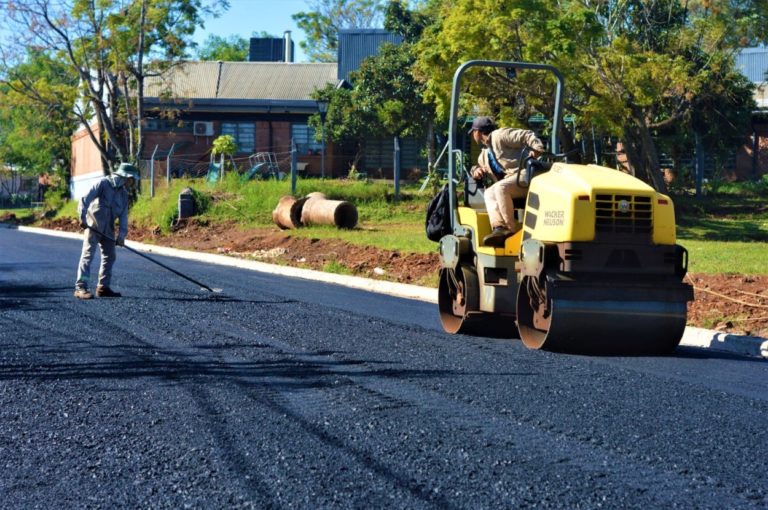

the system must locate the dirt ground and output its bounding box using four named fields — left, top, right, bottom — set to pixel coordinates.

left=6, top=213, right=767, bottom=339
